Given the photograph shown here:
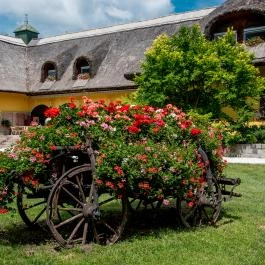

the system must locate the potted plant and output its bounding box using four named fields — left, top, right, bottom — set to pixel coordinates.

left=0, top=119, right=11, bottom=135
